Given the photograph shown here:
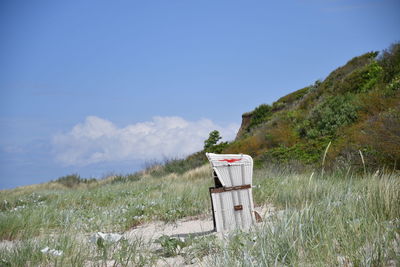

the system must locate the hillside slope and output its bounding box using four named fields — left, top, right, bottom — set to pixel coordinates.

left=224, top=43, right=400, bottom=170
